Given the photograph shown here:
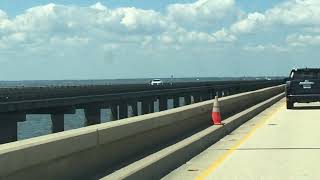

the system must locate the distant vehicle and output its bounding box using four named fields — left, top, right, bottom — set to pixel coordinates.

left=150, top=79, right=163, bottom=85
left=285, top=68, right=320, bottom=109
